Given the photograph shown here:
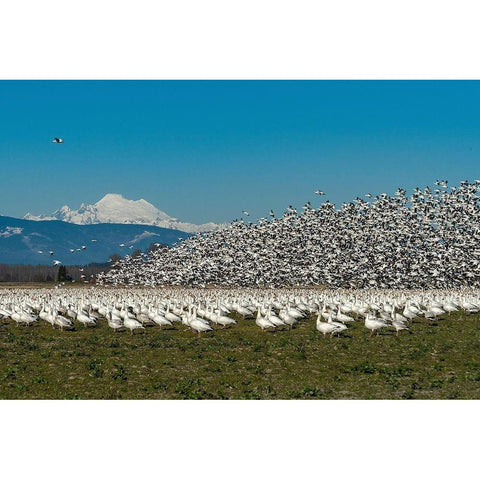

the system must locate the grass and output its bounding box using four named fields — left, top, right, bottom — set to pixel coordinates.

left=1, top=310, right=480, bottom=399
